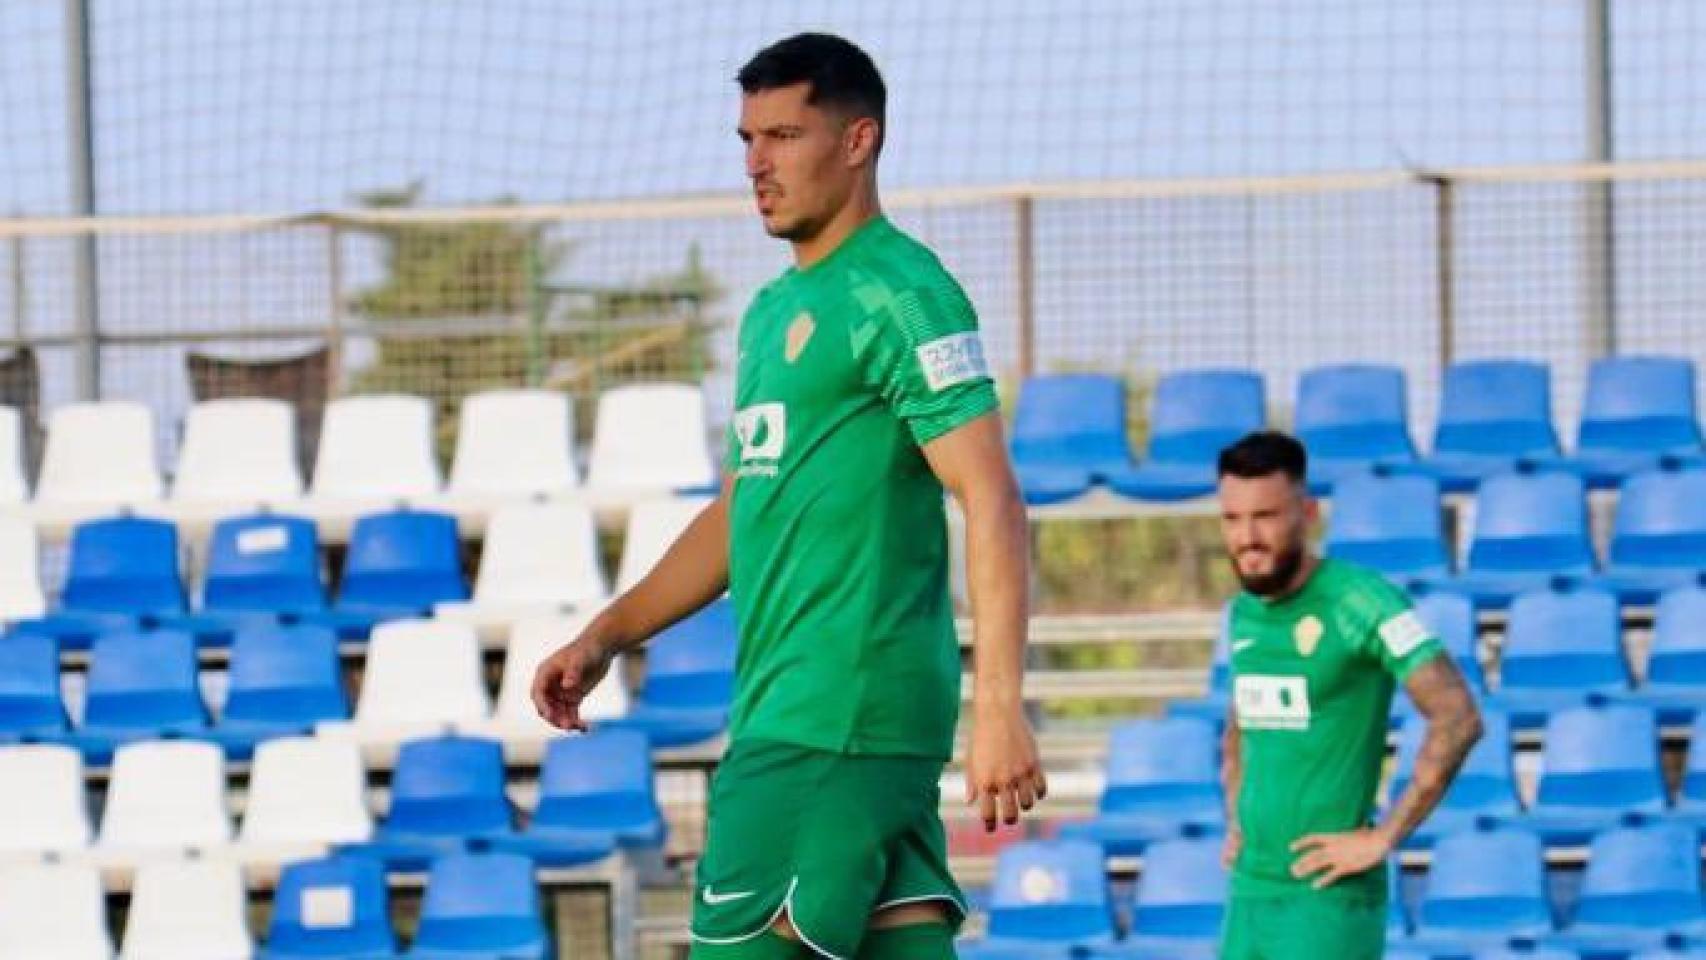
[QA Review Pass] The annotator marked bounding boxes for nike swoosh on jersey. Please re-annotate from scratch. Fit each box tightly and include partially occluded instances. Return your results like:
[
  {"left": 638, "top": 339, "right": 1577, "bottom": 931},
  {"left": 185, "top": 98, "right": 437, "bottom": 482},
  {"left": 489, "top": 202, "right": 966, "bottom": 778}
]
[
  {"left": 1232, "top": 639, "right": 1257, "bottom": 653},
  {"left": 701, "top": 886, "right": 756, "bottom": 906}
]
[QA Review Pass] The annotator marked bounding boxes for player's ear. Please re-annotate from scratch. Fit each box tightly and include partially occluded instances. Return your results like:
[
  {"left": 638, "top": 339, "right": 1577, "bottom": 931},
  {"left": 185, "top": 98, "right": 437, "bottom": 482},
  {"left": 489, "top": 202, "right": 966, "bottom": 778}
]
[{"left": 844, "top": 116, "right": 880, "bottom": 167}]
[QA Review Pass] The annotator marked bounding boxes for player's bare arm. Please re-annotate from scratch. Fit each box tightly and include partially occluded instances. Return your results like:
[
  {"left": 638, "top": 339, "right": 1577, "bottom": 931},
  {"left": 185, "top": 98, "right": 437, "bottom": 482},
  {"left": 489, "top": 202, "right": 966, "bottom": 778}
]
[
  {"left": 532, "top": 487, "right": 733, "bottom": 731},
  {"left": 1221, "top": 704, "right": 1244, "bottom": 868},
  {"left": 921, "top": 411, "right": 1047, "bottom": 832},
  {"left": 1290, "top": 655, "right": 1481, "bottom": 889}
]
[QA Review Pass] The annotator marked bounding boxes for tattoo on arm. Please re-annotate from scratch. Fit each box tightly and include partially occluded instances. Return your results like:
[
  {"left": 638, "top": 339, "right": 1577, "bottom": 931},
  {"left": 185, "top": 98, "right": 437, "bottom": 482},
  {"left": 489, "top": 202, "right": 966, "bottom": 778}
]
[
  {"left": 1221, "top": 706, "right": 1243, "bottom": 821},
  {"left": 1382, "top": 656, "right": 1483, "bottom": 844}
]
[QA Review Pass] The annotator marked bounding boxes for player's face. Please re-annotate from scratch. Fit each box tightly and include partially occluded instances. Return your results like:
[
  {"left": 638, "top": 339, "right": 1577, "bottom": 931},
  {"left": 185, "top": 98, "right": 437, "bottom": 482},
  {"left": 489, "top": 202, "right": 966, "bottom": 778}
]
[
  {"left": 1218, "top": 473, "right": 1317, "bottom": 596},
  {"left": 739, "top": 84, "right": 860, "bottom": 242}
]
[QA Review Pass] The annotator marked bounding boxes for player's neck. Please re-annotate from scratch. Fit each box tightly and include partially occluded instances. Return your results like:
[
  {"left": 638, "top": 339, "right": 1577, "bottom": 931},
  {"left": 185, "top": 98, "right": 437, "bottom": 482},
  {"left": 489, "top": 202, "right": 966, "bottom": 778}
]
[
  {"left": 792, "top": 190, "right": 882, "bottom": 270},
  {"left": 1258, "top": 553, "right": 1321, "bottom": 604}
]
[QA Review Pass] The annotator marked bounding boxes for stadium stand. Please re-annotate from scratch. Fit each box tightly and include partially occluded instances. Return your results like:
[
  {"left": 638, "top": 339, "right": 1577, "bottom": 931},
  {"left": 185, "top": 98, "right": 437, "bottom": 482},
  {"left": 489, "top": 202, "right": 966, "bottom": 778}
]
[
  {"left": 1060, "top": 716, "right": 1224, "bottom": 855},
  {"left": 1323, "top": 471, "right": 1450, "bottom": 583},
  {"left": 1600, "top": 462, "right": 1706, "bottom": 604},
  {"left": 958, "top": 838, "right": 1115, "bottom": 958},
  {"left": 584, "top": 383, "right": 719, "bottom": 505},
  {"left": 1388, "top": 710, "right": 1521, "bottom": 848},
  {"left": 120, "top": 857, "right": 254, "bottom": 959},
  {"left": 30, "top": 400, "right": 163, "bottom": 528},
  {"left": 1408, "top": 824, "right": 1553, "bottom": 953},
  {"left": 1570, "top": 356, "right": 1705, "bottom": 487},
  {"left": 1527, "top": 703, "right": 1667, "bottom": 846},
  {"left": 0, "top": 860, "right": 114, "bottom": 958},
  {"left": 1294, "top": 363, "right": 1418, "bottom": 494},
  {"left": 1487, "top": 583, "right": 1629, "bottom": 727},
  {"left": 1104, "top": 369, "right": 1266, "bottom": 502},
  {"left": 0, "top": 743, "right": 92, "bottom": 861},
  {"left": 443, "top": 388, "right": 580, "bottom": 505},
  {"left": 433, "top": 500, "right": 608, "bottom": 646},
  {"left": 262, "top": 855, "right": 397, "bottom": 959},
  {"left": 1444, "top": 469, "right": 1597, "bottom": 608},
  {"left": 167, "top": 398, "right": 304, "bottom": 518},
  {"left": 1008, "top": 373, "right": 1136, "bottom": 505},
  {"left": 1414, "top": 360, "right": 1562, "bottom": 493},
  {"left": 316, "top": 619, "right": 490, "bottom": 762}
]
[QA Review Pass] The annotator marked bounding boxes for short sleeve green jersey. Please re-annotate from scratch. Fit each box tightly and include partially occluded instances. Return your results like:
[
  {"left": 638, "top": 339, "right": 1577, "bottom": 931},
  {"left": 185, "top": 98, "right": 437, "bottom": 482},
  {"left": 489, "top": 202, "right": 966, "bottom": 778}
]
[
  {"left": 1228, "top": 558, "right": 1444, "bottom": 900},
  {"left": 724, "top": 216, "right": 1000, "bottom": 759}
]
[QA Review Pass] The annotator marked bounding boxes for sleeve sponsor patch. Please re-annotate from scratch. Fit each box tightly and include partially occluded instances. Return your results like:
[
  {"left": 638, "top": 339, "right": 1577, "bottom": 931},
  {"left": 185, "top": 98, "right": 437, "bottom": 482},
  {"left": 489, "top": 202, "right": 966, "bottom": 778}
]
[
  {"left": 916, "top": 331, "right": 989, "bottom": 392},
  {"left": 1378, "top": 610, "right": 1432, "bottom": 658}
]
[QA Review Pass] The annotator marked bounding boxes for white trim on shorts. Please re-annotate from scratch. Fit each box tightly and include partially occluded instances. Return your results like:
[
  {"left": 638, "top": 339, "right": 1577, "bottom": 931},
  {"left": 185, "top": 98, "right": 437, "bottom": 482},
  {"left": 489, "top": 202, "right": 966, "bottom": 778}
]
[{"left": 689, "top": 876, "right": 848, "bottom": 960}]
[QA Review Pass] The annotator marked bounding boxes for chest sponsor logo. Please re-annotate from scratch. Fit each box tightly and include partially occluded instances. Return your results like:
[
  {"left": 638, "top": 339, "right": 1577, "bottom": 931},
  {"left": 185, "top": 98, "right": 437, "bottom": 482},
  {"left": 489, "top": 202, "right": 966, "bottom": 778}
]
[
  {"left": 733, "top": 402, "right": 786, "bottom": 478},
  {"left": 1379, "top": 610, "right": 1432, "bottom": 659},
  {"left": 1294, "top": 615, "right": 1324, "bottom": 657},
  {"left": 1234, "top": 674, "right": 1312, "bottom": 731},
  {"left": 916, "top": 331, "right": 989, "bottom": 392},
  {"left": 784, "top": 312, "right": 816, "bottom": 363}
]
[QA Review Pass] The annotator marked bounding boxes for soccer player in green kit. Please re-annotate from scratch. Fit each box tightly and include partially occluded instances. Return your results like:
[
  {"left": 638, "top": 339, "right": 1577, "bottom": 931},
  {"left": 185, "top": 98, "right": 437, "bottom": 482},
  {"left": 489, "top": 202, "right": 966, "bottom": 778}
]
[
  {"left": 1214, "top": 432, "right": 1483, "bottom": 959},
  {"left": 532, "top": 33, "right": 1047, "bottom": 960}
]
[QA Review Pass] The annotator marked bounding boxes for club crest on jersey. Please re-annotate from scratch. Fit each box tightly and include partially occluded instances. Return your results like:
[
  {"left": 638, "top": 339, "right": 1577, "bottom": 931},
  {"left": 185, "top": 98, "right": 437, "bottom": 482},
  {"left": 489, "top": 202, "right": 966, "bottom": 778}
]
[
  {"left": 1294, "top": 615, "right": 1324, "bottom": 657},
  {"left": 784, "top": 312, "right": 815, "bottom": 363}
]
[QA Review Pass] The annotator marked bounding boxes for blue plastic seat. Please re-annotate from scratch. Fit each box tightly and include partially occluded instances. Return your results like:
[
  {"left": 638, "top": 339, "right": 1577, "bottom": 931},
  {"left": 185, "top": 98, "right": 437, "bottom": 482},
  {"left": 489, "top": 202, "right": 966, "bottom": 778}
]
[
  {"left": 1471, "top": 945, "right": 1580, "bottom": 960},
  {"left": 1598, "top": 464, "right": 1706, "bottom": 604},
  {"left": 1295, "top": 364, "right": 1418, "bottom": 493},
  {"left": 1547, "top": 821, "right": 1706, "bottom": 955},
  {"left": 1009, "top": 374, "right": 1136, "bottom": 505},
  {"left": 1628, "top": 583, "right": 1706, "bottom": 724},
  {"left": 1060, "top": 717, "right": 1222, "bottom": 855},
  {"left": 1418, "top": 360, "right": 1562, "bottom": 493},
  {"left": 491, "top": 729, "right": 662, "bottom": 868},
  {"left": 962, "top": 839, "right": 1114, "bottom": 956},
  {"left": 1104, "top": 370, "right": 1265, "bottom": 502},
  {"left": 262, "top": 855, "right": 396, "bottom": 959},
  {"left": 1124, "top": 836, "right": 1225, "bottom": 947},
  {"left": 1631, "top": 941, "right": 1706, "bottom": 960},
  {"left": 11, "top": 516, "right": 185, "bottom": 650},
  {"left": 1527, "top": 703, "right": 1665, "bottom": 846},
  {"left": 357, "top": 735, "right": 513, "bottom": 869},
  {"left": 1389, "top": 711, "right": 1519, "bottom": 848},
  {"left": 305, "top": 509, "right": 468, "bottom": 639},
  {"left": 62, "top": 629, "right": 206, "bottom": 764},
  {"left": 0, "top": 634, "right": 68, "bottom": 741},
  {"left": 1570, "top": 356, "right": 1705, "bottom": 487},
  {"left": 406, "top": 852, "right": 546, "bottom": 960},
  {"left": 1166, "top": 605, "right": 1232, "bottom": 725},
  {"left": 1410, "top": 824, "right": 1551, "bottom": 952},
  {"left": 615, "top": 600, "right": 737, "bottom": 747},
  {"left": 197, "top": 514, "right": 326, "bottom": 620},
  {"left": 1488, "top": 583, "right": 1628, "bottom": 727},
  {"left": 209, "top": 624, "right": 347, "bottom": 759},
  {"left": 1446, "top": 470, "right": 1595, "bottom": 608},
  {"left": 1325, "top": 472, "right": 1449, "bottom": 582}
]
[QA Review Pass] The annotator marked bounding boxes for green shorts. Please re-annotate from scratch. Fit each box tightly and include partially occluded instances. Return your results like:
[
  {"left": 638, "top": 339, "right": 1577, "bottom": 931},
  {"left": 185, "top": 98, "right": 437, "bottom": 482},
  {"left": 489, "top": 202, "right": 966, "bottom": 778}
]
[
  {"left": 689, "top": 739, "right": 966, "bottom": 959},
  {"left": 1220, "top": 894, "right": 1386, "bottom": 960}
]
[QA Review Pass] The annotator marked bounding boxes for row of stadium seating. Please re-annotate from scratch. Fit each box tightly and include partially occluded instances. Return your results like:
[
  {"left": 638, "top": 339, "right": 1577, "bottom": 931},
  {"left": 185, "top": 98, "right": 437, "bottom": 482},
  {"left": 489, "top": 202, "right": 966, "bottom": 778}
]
[{"left": 1012, "top": 356, "right": 1704, "bottom": 504}]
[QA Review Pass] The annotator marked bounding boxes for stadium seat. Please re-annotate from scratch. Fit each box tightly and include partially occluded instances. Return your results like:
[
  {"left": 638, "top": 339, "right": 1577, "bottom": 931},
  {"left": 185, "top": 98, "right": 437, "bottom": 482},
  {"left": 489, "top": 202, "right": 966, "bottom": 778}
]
[
  {"left": 1598, "top": 463, "right": 1706, "bottom": 604},
  {"left": 62, "top": 629, "right": 207, "bottom": 764},
  {"left": 492, "top": 728, "right": 663, "bottom": 867},
  {"left": 1008, "top": 374, "right": 1135, "bottom": 504},
  {"left": 1526, "top": 703, "right": 1665, "bottom": 846},
  {"left": 1416, "top": 588, "right": 1484, "bottom": 689},
  {"left": 1105, "top": 369, "right": 1266, "bottom": 502},
  {"left": 210, "top": 624, "right": 347, "bottom": 758},
  {"left": 1323, "top": 472, "right": 1449, "bottom": 582},
  {"left": 1630, "top": 937, "right": 1706, "bottom": 960},
  {"left": 317, "top": 619, "right": 490, "bottom": 760},
  {"left": 0, "top": 405, "right": 30, "bottom": 506},
  {"left": 358, "top": 735, "right": 513, "bottom": 868},
  {"left": 0, "top": 862, "right": 114, "bottom": 959},
  {"left": 120, "top": 858, "right": 253, "bottom": 960},
  {"left": 194, "top": 513, "right": 327, "bottom": 623},
  {"left": 305, "top": 508, "right": 468, "bottom": 638},
  {"left": 1471, "top": 946, "right": 1580, "bottom": 960},
  {"left": 1389, "top": 710, "right": 1520, "bottom": 848},
  {"left": 12, "top": 516, "right": 188, "bottom": 651},
  {"left": 1166, "top": 604, "right": 1232, "bottom": 725},
  {"left": 405, "top": 852, "right": 547, "bottom": 960},
  {"left": 457, "top": 614, "right": 629, "bottom": 762},
  {"left": 433, "top": 501, "right": 608, "bottom": 645},
  {"left": 0, "top": 744, "right": 92, "bottom": 860},
  {"left": 1570, "top": 356, "right": 1705, "bottom": 487},
  {"left": 1118, "top": 835, "right": 1226, "bottom": 957},
  {"left": 584, "top": 383, "right": 718, "bottom": 500},
  {"left": 262, "top": 855, "right": 396, "bottom": 960},
  {"left": 1060, "top": 716, "right": 1223, "bottom": 855},
  {"left": 959, "top": 839, "right": 1114, "bottom": 958},
  {"left": 614, "top": 599, "right": 738, "bottom": 747},
  {"left": 33, "top": 401, "right": 163, "bottom": 517},
  {"left": 444, "top": 387, "right": 578, "bottom": 501},
  {"left": 0, "top": 632, "right": 68, "bottom": 740},
  {"left": 235, "top": 736, "right": 372, "bottom": 870},
  {"left": 1445, "top": 469, "right": 1596, "bottom": 608},
  {"left": 1416, "top": 360, "right": 1562, "bottom": 493},
  {"left": 0, "top": 514, "right": 47, "bottom": 625},
  {"left": 1548, "top": 820, "right": 1706, "bottom": 955},
  {"left": 615, "top": 496, "right": 712, "bottom": 592},
  {"left": 310, "top": 393, "right": 440, "bottom": 499},
  {"left": 93, "top": 739, "right": 231, "bottom": 864},
  {"left": 1409, "top": 824, "right": 1552, "bottom": 952},
  {"left": 1629, "top": 583, "right": 1706, "bottom": 724},
  {"left": 169, "top": 398, "right": 303, "bottom": 509},
  {"left": 1295, "top": 363, "right": 1418, "bottom": 493},
  {"left": 1487, "top": 583, "right": 1628, "bottom": 727}
]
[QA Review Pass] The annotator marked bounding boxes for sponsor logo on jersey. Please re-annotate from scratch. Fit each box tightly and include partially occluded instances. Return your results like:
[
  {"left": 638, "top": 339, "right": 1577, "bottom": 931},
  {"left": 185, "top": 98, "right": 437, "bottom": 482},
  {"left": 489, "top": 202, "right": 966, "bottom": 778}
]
[
  {"left": 733, "top": 402, "right": 786, "bottom": 478},
  {"left": 916, "top": 331, "right": 989, "bottom": 392},
  {"left": 1234, "top": 674, "right": 1312, "bottom": 731},
  {"left": 785, "top": 312, "right": 816, "bottom": 363},
  {"left": 1379, "top": 610, "right": 1431, "bottom": 658},
  {"left": 1294, "top": 615, "right": 1324, "bottom": 657}
]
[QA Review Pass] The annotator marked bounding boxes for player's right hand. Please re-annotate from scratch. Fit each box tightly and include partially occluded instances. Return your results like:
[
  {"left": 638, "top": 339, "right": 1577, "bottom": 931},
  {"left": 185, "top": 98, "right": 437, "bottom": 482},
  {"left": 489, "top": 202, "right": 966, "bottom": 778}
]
[
  {"left": 1221, "top": 823, "right": 1243, "bottom": 868},
  {"left": 531, "top": 628, "right": 619, "bottom": 732}
]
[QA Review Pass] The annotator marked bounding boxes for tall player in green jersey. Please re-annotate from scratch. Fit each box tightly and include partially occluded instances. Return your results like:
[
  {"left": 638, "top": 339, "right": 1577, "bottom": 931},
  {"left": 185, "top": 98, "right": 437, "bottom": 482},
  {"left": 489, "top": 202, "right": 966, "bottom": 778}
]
[
  {"left": 1215, "top": 432, "right": 1483, "bottom": 960},
  {"left": 532, "top": 33, "right": 1046, "bottom": 960}
]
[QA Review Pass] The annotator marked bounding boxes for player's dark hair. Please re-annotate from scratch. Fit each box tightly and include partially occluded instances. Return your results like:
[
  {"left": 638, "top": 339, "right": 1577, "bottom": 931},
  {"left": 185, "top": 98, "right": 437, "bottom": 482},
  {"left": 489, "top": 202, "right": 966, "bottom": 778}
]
[
  {"left": 1217, "top": 430, "right": 1309, "bottom": 484},
  {"left": 738, "top": 33, "right": 886, "bottom": 152}
]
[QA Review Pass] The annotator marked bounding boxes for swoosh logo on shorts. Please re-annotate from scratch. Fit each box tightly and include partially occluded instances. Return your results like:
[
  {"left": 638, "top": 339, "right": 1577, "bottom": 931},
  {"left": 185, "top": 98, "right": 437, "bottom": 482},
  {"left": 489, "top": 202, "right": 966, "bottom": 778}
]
[{"left": 702, "top": 886, "right": 756, "bottom": 906}]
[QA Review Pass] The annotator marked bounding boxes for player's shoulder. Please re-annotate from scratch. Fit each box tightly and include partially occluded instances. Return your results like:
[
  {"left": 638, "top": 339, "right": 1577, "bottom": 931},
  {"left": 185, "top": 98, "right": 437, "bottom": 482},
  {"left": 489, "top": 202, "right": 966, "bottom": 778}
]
[{"left": 1321, "top": 559, "right": 1415, "bottom": 626}]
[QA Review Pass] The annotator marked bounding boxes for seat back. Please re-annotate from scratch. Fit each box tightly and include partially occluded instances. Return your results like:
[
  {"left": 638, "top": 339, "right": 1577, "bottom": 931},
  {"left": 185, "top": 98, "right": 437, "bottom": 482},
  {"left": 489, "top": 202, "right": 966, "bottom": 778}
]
[
  {"left": 241, "top": 736, "right": 372, "bottom": 847},
  {"left": 222, "top": 624, "right": 347, "bottom": 728},
  {"left": 1578, "top": 356, "right": 1702, "bottom": 454},
  {"left": 120, "top": 859, "right": 251, "bottom": 960},
  {"left": 98, "top": 739, "right": 230, "bottom": 850},
  {"left": 1432, "top": 360, "right": 1559, "bottom": 458},
  {"left": 37, "top": 401, "right": 162, "bottom": 504},
  {"left": 311, "top": 394, "right": 439, "bottom": 499},
  {"left": 1295, "top": 363, "right": 1415, "bottom": 461},
  {"left": 586, "top": 383, "right": 717, "bottom": 491},
  {"left": 1323, "top": 473, "right": 1447, "bottom": 575},
  {"left": 1145, "top": 369, "right": 1265, "bottom": 465},
  {"left": 1573, "top": 822, "right": 1704, "bottom": 930},
  {"left": 266, "top": 855, "right": 396, "bottom": 958},
  {"left": 1010, "top": 374, "right": 1132, "bottom": 470},
  {"left": 413, "top": 852, "right": 545, "bottom": 954},
  {"left": 338, "top": 509, "right": 467, "bottom": 609},
  {"left": 201, "top": 513, "right": 324, "bottom": 614},
  {"left": 1610, "top": 464, "right": 1706, "bottom": 569},
  {"left": 448, "top": 388, "right": 578, "bottom": 496},
  {"left": 472, "top": 502, "right": 607, "bottom": 606},
  {"left": 1500, "top": 583, "right": 1627, "bottom": 691},
  {"left": 1537, "top": 703, "right": 1665, "bottom": 812},
  {"left": 0, "top": 862, "right": 113, "bottom": 959},
  {"left": 172, "top": 398, "right": 303, "bottom": 502},
  {"left": 1131, "top": 836, "right": 1227, "bottom": 938},
  {"left": 535, "top": 728, "right": 658, "bottom": 831},
  {"left": 1466, "top": 470, "right": 1594, "bottom": 575},
  {"left": 83, "top": 630, "right": 204, "bottom": 732},
  {"left": 385, "top": 736, "right": 511, "bottom": 839},
  {"left": 1419, "top": 825, "right": 1550, "bottom": 935},
  {"left": 1101, "top": 717, "right": 1219, "bottom": 816},
  {"left": 0, "top": 745, "right": 91, "bottom": 855},
  {"left": 616, "top": 496, "right": 712, "bottom": 592},
  {"left": 61, "top": 516, "right": 186, "bottom": 616},
  {"left": 0, "top": 514, "right": 45, "bottom": 620},
  {"left": 0, "top": 633, "right": 66, "bottom": 735},
  {"left": 987, "top": 839, "right": 1115, "bottom": 943},
  {"left": 353, "top": 619, "right": 489, "bottom": 727}
]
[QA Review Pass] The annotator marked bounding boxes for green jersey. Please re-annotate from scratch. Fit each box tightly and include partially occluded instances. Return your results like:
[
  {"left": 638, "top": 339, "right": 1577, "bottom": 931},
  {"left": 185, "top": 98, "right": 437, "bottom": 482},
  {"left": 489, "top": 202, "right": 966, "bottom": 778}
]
[
  {"left": 1228, "top": 558, "right": 1443, "bottom": 901},
  {"left": 724, "top": 216, "right": 999, "bottom": 760}
]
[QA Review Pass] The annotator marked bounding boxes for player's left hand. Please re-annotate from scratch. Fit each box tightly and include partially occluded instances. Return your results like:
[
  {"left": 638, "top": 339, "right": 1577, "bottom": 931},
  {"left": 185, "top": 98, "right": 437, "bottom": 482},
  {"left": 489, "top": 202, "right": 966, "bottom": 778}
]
[
  {"left": 1288, "top": 827, "right": 1395, "bottom": 889},
  {"left": 965, "top": 701, "right": 1048, "bottom": 833}
]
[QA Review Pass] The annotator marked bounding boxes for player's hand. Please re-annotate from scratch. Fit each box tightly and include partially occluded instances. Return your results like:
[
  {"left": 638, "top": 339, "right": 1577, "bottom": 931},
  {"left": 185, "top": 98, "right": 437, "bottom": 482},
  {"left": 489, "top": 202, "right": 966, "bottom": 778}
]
[
  {"left": 1288, "top": 827, "right": 1395, "bottom": 889},
  {"left": 965, "top": 700, "right": 1047, "bottom": 832},
  {"left": 531, "top": 626, "right": 620, "bottom": 732},
  {"left": 1221, "top": 823, "right": 1243, "bottom": 869}
]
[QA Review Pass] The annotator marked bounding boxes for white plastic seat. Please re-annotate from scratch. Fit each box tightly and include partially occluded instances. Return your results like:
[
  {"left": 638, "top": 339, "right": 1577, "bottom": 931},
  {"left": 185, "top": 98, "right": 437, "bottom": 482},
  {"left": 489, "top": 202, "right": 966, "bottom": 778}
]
[
  {"left": 434, "top": 501, "right": 608, "bottom": 646},
  {"left": 305, "top": 395, "right": 440, "bottom": 536},
  {"left": 616, "top": 496, "right": 713, "bottom": 592},
  {"left": 120, "top": 858, "right": 252, "bottom": 960},
  {"left": 447, "top": 388, "right": 578, "bottom": 499},
  {"left": 234, "top": 736, "right": 371, "bottom": 871},
  {"left": 0, "top": 862, "right": 114, "bottom": 959},
  {"left": 0, "top": 514, "right": 47, "bottom": 622},
  {"left": 0, "top": 744, "right": 92, "bottom": 860},
  {"left": 169, "top": 398, "right": 303, "bottom": 508},
  {"left": 458, "top": 614, "right": 628, "bottom": 763},
  {"left": 0, "top": 405, "right": 29, "bottom": 505},
  {"left": 33, "top": 402, "right": 163, "bottom": 531},
  {"left": 585, "top": 383, "right": 717, "bottom": 502},
  {"left": 93, "top": 740, "right": 230, "bottom": 865},
  {"left": 316, "top": 619, "right": 490, "bottom": 765}
]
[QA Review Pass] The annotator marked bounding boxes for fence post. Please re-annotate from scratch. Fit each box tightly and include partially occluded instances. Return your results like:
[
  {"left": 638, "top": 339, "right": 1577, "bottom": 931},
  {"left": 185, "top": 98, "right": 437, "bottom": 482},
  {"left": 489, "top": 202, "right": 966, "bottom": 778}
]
[
  {"left": 325, "top": 223, "right": 346, "bottom": 393},
  {"left": 1429, "top": 173, "right": 1457, "bottom": 372},
  {"left": 1014, "top": 194, "right": 1036, "bottom": 379}
]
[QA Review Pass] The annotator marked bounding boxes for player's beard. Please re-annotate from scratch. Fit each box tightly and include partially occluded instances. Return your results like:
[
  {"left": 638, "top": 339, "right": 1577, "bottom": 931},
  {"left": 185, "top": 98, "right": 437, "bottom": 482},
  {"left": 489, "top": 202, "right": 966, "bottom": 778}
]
[{"left": 1232, "top": 540, "right": 1307, "bottom": 598}]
